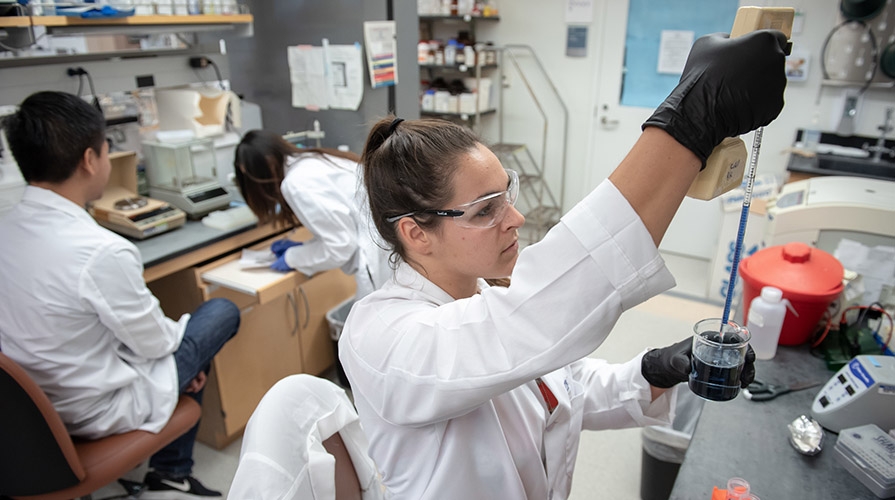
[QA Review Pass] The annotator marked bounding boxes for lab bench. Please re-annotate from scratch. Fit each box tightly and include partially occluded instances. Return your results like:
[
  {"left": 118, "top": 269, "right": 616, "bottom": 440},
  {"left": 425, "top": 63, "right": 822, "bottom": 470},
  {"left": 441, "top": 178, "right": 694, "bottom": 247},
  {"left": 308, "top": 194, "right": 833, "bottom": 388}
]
[
  {"left": 135, "top": 220, "right": 356, "bottom": 449},
  {"left": 669, "top": 345, "right": 879, "bottom": 500}
]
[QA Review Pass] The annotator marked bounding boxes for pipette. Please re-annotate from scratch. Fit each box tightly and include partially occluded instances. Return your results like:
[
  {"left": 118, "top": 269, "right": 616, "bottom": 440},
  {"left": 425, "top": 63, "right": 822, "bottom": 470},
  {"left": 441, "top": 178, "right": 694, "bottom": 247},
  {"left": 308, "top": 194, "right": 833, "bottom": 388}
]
[
  {"left": 721, "top": 127, "right": 764, "bottom": 325},
  {"left": 685, "top": 6, "right": 794, "bottom": 327}
]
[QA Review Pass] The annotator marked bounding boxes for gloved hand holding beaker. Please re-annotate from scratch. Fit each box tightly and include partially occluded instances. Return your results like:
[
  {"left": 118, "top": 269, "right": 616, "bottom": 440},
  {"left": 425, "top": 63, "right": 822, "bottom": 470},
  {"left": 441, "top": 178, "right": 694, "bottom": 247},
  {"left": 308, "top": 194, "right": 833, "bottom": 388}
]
[{"left": 641, "top": 335, "right": 756, "bottom": 391}]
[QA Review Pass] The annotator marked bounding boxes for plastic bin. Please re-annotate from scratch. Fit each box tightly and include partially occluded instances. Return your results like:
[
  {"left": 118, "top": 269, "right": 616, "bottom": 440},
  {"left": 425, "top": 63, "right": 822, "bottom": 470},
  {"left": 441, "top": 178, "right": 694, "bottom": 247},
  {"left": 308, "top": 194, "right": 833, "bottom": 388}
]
[
  {"left": 640, "top": 388, "right": 705, "bottom": 500},
  {"left": 326, "top": 297, "right": 356, "bottom": 388}
]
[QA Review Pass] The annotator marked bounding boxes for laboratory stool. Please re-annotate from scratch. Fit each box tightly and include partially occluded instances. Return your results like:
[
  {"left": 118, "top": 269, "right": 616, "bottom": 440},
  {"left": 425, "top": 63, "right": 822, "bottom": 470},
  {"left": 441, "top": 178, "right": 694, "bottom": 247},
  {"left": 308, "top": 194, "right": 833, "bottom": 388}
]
[
  {"left": 0, "top": 351, "right": 202, "bottom": 500},
  {"left": 229, "top": 374, "right": 385, "bottom": 500}
]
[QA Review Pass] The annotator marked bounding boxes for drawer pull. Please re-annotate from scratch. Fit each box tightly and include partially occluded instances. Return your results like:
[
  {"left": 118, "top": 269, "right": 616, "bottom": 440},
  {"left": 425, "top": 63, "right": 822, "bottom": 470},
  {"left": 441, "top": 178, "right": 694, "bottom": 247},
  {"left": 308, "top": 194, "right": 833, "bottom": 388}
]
[{"left": 287, "top": 292, "right": 299, "bottom": 337}]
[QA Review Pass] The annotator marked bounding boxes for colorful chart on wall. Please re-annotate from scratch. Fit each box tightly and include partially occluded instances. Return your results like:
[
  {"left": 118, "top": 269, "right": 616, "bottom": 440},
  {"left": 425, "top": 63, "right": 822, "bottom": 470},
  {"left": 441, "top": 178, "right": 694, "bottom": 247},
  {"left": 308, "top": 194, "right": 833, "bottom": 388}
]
[{"left": 621, "top": 0, "right": 737, "bottom": 108}]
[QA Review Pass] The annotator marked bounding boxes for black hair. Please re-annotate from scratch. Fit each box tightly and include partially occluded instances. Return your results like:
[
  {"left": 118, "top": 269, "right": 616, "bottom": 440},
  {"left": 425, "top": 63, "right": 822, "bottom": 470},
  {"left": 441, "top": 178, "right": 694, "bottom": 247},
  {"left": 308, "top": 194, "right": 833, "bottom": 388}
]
[{"left": 2, "top": 91, "right": 105, "bottom": 184}]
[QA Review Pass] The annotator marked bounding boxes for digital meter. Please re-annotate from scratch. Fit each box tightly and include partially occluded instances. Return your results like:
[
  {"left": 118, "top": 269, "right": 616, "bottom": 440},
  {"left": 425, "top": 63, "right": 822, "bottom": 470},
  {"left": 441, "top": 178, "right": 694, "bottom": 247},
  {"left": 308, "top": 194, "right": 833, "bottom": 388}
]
[{"left": 811, "top": 355, "right": 895, "bottom": 433}]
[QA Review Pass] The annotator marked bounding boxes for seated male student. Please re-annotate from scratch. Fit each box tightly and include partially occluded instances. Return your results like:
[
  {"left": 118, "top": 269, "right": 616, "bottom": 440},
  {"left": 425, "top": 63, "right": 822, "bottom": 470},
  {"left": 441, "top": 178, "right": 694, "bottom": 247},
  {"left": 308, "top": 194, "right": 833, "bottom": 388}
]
[{"left": 0, "top": 91, "right": 240, "bottom": 499}]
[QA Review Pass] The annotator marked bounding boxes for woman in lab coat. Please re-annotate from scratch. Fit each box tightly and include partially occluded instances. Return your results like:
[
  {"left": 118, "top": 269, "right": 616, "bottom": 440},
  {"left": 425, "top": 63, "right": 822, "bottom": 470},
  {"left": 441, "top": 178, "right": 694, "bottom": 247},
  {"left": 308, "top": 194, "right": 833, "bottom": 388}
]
[
  {"left": 339, "top": 31, "right": 786, "bottom": 500},
  {"left": 233, "top": 130, "right": 390, "bottom": 298}
]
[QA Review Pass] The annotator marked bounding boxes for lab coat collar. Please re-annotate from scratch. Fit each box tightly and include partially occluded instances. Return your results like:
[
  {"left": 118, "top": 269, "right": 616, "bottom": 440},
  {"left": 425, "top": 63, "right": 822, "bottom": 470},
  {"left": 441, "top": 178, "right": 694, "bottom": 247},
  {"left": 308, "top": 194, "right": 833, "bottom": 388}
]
[
  {"left": 21, "top": 185, "right": 97, "bottom": 225},
  {"left": 392, "top": 261, "right": 489, "bottom": 306}
]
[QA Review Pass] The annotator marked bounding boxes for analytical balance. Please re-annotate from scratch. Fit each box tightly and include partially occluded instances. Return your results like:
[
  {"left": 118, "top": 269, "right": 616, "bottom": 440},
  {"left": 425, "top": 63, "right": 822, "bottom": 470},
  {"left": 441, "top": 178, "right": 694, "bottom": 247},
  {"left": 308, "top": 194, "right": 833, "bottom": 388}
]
[
  {"left": 88, "top": 151, "right": 185, "bottom": 239},
  {"left": 142, "top": 137, "right": 231, "bottom": 218}
]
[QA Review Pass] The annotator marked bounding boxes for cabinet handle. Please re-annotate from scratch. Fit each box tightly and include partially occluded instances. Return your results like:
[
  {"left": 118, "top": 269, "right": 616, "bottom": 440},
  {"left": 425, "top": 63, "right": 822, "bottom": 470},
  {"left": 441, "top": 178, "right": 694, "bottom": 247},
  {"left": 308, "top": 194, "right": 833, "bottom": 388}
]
[
  {"left": 298, "top": 287, "right": 310, "bottom": 330},
  {"left": 287, "top": 292, "right": 299, "bottom": 337}
]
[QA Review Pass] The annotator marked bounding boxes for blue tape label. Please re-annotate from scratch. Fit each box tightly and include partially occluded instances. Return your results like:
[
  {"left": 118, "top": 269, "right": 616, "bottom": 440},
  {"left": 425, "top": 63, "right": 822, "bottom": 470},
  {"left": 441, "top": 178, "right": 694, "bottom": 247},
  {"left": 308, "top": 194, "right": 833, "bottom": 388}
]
[{"left": 849, "top": 358, "right": 875, "bottom": 388}]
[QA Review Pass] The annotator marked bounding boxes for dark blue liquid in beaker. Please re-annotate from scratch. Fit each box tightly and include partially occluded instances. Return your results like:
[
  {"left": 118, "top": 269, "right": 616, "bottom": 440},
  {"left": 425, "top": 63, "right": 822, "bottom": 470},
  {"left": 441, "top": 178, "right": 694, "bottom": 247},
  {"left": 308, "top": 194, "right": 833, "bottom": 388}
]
[{"left": 689, "top": 332, "right": 746, "bottom": 402}]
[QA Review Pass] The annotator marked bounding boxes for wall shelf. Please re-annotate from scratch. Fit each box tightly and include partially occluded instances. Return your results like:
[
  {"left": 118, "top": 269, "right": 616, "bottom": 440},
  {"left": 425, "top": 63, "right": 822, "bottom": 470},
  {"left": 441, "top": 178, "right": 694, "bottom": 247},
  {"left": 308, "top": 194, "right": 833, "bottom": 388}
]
[{"left": 0, "top": 14, "right": 252, "bottom": 36}]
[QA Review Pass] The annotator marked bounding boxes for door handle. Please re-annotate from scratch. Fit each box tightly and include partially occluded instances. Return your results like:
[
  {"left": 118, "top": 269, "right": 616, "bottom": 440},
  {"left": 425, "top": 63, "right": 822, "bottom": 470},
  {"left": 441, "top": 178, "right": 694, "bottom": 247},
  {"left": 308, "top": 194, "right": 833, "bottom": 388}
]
[{"left": 600, "top": 115, "right": 619, "bottom": 126}]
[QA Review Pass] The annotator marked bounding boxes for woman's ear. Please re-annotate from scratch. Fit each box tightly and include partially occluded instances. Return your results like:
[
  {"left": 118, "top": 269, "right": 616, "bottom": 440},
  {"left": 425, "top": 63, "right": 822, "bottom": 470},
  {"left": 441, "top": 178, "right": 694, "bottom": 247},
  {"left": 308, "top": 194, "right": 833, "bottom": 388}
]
[{"left": 396, "top": 217, "right": 433, "bottom": 256}]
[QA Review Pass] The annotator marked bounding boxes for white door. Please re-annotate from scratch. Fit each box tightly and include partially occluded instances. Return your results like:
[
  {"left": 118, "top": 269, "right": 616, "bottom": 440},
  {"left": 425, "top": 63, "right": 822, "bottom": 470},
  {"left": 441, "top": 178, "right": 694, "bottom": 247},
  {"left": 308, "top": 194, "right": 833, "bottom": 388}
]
[{"left": 588, "top": 0, "right": 722, "bottom": 260}]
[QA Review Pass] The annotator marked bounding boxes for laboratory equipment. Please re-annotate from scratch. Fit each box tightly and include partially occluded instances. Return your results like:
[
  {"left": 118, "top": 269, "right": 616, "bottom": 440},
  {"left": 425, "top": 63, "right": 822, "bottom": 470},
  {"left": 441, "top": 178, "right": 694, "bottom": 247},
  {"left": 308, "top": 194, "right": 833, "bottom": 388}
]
[
  {"left": 743, "top": 379, "right": 822, "bottom": 401},
  {"left": 765, "top": 175, "right": 895, "bottom": 253},
  {"left": 687, "top": 6, "right": 794, "bottom": 201},
  {"left": 87, "top": 151, "right": 185, "bottom": 239},
  {"left": 739, "top": 242, "right": 844, "bottom": 346},
  {"left": 689, "top": 318, "right": 751, "bottom": 402},
  {"left": 143, "top": 138, "right": 232, "bottom": 218},
  {"left": 746, "top": 286, "right": 792, "bottom": 359},
  {"left": 811, "top": 355, "right": 895, "bottom": 433},
  {"left": 833, "top": 424, "right": 895, "bottom": 499}
]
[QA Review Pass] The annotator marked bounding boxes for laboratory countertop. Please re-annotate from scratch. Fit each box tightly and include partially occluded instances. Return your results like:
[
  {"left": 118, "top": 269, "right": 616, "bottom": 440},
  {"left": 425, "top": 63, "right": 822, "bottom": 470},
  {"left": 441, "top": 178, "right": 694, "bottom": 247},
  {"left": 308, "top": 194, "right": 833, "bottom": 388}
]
[
  {"left": 132, "top": 218, "right": 286, "bottom": 283},
  {"left": 670, "top": 345, "right": 878, "bottom": 500},
  {"left": 134, "top": 219, "right": 255, "bottom": 268}
]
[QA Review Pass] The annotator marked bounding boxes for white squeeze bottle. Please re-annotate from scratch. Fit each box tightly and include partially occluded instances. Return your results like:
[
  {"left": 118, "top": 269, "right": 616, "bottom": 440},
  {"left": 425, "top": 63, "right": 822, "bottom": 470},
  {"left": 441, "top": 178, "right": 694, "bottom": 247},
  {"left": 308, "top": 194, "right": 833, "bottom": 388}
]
[{"left": 746, "top": 286, "right": 793, "bottom": 360}]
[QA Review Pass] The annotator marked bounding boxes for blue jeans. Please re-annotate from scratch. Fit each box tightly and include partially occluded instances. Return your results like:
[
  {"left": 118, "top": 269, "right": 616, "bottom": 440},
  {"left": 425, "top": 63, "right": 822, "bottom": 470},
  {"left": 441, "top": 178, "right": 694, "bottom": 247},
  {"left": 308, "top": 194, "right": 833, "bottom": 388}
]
[{"left": 148, "top": 298, "right": 240, "bottom": 477}]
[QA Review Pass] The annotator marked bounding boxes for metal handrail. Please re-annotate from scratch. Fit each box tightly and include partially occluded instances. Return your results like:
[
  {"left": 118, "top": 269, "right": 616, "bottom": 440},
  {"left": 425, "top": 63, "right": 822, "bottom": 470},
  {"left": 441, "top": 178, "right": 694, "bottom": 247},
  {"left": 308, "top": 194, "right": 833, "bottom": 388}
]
[{"left": 498, "top": 44, "right": 569, "bottom": 209}]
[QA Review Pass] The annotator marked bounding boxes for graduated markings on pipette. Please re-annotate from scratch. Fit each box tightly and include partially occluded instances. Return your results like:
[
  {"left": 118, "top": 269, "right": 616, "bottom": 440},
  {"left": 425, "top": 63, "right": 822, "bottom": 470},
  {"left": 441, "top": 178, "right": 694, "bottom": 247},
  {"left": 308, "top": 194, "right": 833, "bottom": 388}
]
[{"left": 720, "top": 127, "right": 765, "bottom": 331}]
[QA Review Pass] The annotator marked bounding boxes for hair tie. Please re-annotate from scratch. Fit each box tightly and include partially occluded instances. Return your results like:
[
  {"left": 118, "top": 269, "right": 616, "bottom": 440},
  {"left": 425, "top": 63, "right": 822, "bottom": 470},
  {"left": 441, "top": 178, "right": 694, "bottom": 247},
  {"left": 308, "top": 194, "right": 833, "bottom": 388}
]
[{"left": 387, "top": 117, "right": 404, "bottom": 136}]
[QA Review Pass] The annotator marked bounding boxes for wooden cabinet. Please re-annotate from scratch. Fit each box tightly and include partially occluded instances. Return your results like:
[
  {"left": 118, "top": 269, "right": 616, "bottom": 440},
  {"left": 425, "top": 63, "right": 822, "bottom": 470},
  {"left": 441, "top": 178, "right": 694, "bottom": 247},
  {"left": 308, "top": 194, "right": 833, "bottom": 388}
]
[{"left": 193, "top": 227, "right": 356, "bottom": 449}]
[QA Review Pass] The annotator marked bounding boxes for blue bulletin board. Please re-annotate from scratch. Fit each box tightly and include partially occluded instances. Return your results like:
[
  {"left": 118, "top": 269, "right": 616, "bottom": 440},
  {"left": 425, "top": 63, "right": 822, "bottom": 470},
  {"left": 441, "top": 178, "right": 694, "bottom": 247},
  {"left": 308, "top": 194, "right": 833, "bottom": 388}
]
[{"left": 621, "top": 0, "right": 738, "bottom": 108}]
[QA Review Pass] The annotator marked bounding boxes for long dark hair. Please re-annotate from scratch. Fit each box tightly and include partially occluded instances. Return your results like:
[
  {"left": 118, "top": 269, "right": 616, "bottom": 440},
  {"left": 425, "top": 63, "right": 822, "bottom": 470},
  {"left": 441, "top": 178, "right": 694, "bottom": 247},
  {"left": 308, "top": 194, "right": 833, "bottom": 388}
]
[
  {"left": 360, "top": 117, "right": 480, "bottom": 264},
  {"left": 233, "top": 129, "right": 360, "bottom": 227}
]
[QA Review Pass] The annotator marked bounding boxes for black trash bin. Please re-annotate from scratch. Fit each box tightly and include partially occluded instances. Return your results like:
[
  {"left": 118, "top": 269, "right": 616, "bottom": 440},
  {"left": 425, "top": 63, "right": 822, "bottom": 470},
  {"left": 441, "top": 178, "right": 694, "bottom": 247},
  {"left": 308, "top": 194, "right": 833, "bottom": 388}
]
[{"left": 640, "top": 389, "right": 705, "bottom": 500}]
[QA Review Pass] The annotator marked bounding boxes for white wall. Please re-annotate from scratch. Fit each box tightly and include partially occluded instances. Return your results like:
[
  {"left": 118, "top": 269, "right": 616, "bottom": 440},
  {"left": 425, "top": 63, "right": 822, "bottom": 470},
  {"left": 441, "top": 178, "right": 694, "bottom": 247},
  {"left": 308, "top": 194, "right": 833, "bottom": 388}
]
[{"left": 490, "top": 0, "right": 895, "bottom": 212}]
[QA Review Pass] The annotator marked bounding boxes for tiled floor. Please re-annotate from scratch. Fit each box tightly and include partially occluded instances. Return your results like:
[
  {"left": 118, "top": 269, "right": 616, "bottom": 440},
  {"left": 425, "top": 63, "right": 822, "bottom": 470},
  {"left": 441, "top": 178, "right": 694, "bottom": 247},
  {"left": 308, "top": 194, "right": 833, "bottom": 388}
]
[{"left": 93, "top": 251, "right": 717, "bottom": 500}]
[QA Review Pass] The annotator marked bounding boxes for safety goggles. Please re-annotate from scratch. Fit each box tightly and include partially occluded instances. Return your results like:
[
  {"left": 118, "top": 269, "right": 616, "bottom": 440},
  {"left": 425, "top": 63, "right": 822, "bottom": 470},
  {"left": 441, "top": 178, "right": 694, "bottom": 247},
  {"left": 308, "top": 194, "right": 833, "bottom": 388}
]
[{"left": 386, "top": 169, "right": 519, "bottom": 229}]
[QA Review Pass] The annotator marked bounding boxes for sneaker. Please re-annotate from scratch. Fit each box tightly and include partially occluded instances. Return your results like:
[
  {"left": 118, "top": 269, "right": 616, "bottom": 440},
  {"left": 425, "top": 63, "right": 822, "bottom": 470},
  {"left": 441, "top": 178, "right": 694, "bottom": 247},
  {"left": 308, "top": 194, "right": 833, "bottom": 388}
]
[{"left": 142, "top": 471, "right": 222, "bottom": 499}]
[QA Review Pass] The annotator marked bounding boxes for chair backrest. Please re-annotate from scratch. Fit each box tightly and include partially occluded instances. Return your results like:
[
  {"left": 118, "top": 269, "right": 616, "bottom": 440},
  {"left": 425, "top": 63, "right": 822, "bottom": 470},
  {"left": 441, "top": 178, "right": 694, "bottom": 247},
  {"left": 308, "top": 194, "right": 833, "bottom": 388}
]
[
  {"left": 228, "top": 374, "right": 383, "bottom": 500},
  {"left": 0, "top": 351, "right": 85, "bottom": 497}
]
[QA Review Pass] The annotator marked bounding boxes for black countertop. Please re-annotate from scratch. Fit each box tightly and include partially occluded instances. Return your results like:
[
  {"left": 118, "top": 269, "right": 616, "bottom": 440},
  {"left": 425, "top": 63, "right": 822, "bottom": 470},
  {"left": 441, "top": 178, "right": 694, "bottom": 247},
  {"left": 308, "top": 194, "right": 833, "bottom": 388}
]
[{"left": 669, "top": 346, "right": 880, "bottom": 500}]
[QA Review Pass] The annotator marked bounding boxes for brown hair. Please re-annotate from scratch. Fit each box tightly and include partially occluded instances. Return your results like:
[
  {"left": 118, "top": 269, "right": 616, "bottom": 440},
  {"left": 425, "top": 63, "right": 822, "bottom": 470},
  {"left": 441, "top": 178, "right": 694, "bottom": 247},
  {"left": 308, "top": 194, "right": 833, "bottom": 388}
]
[
  {"left": 360, "top": 117, "right": 480, "bottom": 263},
  {"left": 233, "top": 129, "right": 360, "bottom": 227}
]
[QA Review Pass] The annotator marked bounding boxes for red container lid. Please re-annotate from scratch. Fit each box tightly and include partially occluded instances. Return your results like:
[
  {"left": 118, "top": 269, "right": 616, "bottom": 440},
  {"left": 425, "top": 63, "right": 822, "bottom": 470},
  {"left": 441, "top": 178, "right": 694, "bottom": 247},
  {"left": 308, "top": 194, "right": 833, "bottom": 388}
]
[{"left": 739, "top": 242, "right": 844, "bottom": 301}]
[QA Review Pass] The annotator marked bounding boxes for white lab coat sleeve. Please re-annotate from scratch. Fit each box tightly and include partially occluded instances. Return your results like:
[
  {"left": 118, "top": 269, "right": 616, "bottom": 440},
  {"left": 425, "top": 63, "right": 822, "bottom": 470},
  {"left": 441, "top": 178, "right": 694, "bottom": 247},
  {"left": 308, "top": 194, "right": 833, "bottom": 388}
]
[
  {"left": 570, "top": 352, "right": 676, "bottom": 430},
  {"left": 341, "top": 179, "right": 676, "bottom": 427},
  {"left": 80, "top": 241, "right": 187, "bottom": 361},
  {"left": 281, "top": 158, "right": 360, "bottom": 276}
]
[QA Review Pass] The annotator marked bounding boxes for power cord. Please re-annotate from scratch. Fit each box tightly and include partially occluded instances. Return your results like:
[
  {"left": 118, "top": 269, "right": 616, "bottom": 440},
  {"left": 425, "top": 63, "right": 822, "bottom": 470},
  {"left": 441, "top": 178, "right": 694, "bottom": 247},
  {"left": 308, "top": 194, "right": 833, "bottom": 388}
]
[
  {"left": 189, "top": 56, "right": 225, "bottom": 90},
  {"left": 820, "top": 19, "right": 879, "bottom": 94},
  {"left": 66, "top": 67, "right": 103, "bottom": 114}
]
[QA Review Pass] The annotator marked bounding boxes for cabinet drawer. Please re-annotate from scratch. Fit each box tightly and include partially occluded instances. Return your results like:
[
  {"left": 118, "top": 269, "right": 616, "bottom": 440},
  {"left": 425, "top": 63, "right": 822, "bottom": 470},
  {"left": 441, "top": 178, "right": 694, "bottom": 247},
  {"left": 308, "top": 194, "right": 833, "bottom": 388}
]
[{"left": 195, "top": 227, "right": 312, "bottom": 305}]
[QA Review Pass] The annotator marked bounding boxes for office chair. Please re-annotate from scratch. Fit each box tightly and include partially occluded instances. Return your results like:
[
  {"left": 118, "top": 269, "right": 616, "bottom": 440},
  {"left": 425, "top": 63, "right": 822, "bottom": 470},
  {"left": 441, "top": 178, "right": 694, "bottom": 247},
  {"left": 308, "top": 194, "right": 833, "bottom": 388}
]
[
  {"left": 0, "top": 351, "right": 202, "bottom": 500},
  {"left": 229, "top": 374, "right": 384, "bottom": 500}
]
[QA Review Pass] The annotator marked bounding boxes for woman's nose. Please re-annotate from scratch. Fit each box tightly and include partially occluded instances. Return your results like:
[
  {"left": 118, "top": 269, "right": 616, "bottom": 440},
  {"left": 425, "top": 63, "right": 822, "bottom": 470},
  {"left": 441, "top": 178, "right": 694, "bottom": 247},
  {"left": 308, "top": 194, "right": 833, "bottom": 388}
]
[{"left": 503, "top": 204, "right": 525, "bottom": 230}]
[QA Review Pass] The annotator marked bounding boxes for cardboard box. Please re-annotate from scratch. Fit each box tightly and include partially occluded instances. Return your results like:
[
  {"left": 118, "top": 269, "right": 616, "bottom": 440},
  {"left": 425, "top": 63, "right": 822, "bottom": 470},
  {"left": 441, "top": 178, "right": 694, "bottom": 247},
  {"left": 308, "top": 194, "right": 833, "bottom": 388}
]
[{"left": 708, "top": 174, "right": 780, "bottom": 303}]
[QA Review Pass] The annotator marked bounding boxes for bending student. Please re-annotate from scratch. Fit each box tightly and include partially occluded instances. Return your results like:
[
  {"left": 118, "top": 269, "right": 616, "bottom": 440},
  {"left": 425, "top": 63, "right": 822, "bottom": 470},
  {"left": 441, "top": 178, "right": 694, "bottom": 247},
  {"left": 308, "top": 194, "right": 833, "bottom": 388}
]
[
  {"left": 0, "top": 91, "right": 240, "bottom": 499},
  {"left": 233, "top": 130, "right": 391, "bottom": 298},
  {"left": 339, "top": 31, "right": 786, "bottom": 499}
]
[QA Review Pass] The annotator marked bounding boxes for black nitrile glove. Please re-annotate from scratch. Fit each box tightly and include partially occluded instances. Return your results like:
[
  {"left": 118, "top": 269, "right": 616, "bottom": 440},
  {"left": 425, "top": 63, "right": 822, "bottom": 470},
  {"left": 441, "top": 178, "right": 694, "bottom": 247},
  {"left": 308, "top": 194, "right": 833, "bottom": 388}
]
[
  {"left": 641, "top": 338, "right": 757, "bottom": 389},
  {"left": 642, "top": 30, "right": 789, "bottom": 167}
]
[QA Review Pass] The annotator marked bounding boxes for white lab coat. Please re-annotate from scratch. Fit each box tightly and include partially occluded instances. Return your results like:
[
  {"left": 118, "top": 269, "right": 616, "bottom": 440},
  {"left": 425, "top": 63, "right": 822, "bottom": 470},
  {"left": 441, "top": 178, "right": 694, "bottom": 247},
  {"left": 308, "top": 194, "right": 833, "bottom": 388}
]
[
  {"left": 229, "top": 374, "right": 385, "bottom": 500},
  {"left": 339, "top": 180, "right": 680, "bottom": 500},
  {"left": 0, "top": 187, "right": 184, "bottom": 439},
  {"left": 280, "top": 153, "right": 391, "bottom": 298}
]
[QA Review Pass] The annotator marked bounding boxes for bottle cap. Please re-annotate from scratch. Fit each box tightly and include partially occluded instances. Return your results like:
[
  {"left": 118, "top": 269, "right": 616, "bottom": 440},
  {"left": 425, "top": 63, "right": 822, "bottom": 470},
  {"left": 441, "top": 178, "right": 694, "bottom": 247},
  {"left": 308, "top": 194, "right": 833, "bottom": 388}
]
[{"left": 760, "top": 286, "right": 783, "bottom": 303}]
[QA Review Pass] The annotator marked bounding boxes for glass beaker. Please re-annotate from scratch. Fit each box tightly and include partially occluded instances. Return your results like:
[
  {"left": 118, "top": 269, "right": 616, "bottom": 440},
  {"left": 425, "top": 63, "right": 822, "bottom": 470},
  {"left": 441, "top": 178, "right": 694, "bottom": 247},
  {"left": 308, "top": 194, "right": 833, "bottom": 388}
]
[{"left": 689, "top": 318, "right": 751, "bottom": 402}]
